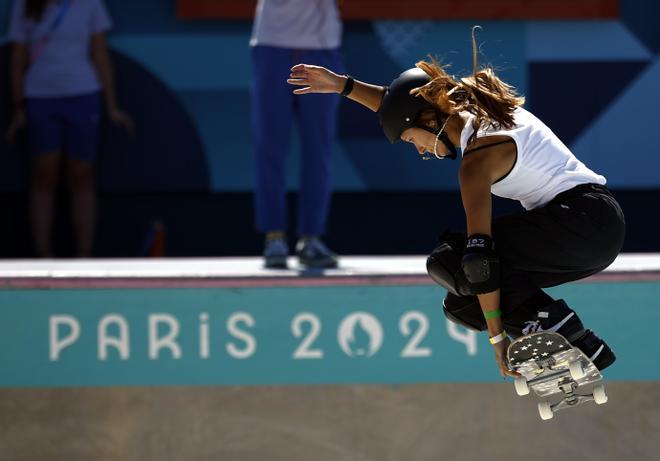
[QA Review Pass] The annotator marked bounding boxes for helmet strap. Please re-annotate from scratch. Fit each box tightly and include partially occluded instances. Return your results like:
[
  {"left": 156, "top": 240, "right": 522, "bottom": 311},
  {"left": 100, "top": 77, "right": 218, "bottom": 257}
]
[{"left": 423, "top": 113, "right": 457, "bottom": 160}]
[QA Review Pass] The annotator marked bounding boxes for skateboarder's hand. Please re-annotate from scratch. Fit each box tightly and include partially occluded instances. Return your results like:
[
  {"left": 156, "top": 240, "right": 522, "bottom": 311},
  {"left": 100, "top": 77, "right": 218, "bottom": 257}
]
[{"left": 493, "top": 337, "right": 521, "bottom": 378}]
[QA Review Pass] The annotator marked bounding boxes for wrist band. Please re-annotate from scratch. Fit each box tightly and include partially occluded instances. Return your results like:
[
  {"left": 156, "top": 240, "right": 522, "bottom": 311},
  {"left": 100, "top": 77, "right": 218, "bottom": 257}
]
[
  {"left": 489, "top": 331, "right": 507, "bottom": 345},
  {"left": 483, "top": 309, "right": 502, "bottom": 320},
  {"left": 340, "top": 75, "right": 354, "bottom": 96}
]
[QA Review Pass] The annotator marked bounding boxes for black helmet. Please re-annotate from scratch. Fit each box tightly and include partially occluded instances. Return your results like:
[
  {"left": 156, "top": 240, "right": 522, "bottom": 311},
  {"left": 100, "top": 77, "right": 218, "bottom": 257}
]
[{"left": 378, "top": 67, "right": 435, "bottom": 143}]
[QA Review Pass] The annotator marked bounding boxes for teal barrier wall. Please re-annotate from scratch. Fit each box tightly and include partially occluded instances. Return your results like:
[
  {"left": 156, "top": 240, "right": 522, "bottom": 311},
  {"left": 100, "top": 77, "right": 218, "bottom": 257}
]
[{"left": 1, "top": 281, "right": 658, "bottom": 387}]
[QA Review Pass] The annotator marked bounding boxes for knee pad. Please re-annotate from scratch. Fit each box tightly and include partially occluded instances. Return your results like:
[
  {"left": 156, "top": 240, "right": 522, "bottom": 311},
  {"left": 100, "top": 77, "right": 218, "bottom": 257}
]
[
  {"left": 427, "top": 244, "right": 461, "bottom": 295},
  {"left": 426, "top": 232, "right": 469, "bottom": 296},
  {"left": 442, "top": 293, "right": 487, "bottom": 331}
]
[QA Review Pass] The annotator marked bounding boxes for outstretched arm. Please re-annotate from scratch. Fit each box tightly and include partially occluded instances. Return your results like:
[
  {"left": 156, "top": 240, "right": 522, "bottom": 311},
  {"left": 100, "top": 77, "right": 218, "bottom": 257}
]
[{"left": 288, "top": 64, "right": 386, "bottom": 112}]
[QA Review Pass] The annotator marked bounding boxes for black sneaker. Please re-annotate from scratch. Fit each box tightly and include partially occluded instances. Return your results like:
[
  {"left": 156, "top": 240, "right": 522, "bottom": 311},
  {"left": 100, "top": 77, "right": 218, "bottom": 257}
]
[
  {"left": 296, "top": 237, "right": 338, "bottom": 268},
  {"left": 263, "top": 238, "right": 289, "bottom": 269},
  {"left": 572, "top": 329, "right": 616, "bottom": 371},
  {"left": 518, "top": 299, "right": 586, "bottom": 342}
]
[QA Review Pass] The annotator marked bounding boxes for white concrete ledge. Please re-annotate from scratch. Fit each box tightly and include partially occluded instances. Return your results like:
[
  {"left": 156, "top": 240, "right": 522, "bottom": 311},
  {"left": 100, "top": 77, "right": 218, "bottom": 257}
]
[{"left": 0, "top": 253, "right": 658, "bottom": 280}]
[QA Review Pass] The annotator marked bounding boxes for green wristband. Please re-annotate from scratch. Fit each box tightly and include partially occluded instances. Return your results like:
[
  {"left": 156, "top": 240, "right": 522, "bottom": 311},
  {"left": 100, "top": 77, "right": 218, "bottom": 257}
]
[{"left": 483, "top": 309, "right": 502, "bottom": 320}]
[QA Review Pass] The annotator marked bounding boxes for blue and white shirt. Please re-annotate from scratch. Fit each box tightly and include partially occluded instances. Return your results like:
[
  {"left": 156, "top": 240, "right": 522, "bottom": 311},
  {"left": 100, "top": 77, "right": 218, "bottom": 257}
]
[
  {"left": 7, "top": 0, "right": 113, "bottom": 97},
  {"left": 250, "top": 0, "right": 342, "bottom": 50}
]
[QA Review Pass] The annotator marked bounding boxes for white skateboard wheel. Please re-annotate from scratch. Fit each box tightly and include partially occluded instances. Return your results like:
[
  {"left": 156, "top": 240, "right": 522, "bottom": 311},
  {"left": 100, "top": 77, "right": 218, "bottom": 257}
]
[
  {"left": 569, "top": 360, "right": 586, "bottom": 381},
  {"left": 514, "top": 376, "right": 530, "bottom": 396},
  {"left": 593, "top": 384, "right": 608, "bottom": 405},
  {"left": 538, "top": 401, "right": 554, "bottom": 420}
]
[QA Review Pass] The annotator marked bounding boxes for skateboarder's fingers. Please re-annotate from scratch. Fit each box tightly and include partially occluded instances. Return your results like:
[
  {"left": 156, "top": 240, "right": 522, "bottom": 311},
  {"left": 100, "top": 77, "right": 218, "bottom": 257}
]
[
  {"left": 508, "top": 369, "right": 522, "bottom": 378},
  {"left": 497, "top": 359, "right": 520, "bottom": 378},
  {"left": 504, "top": 366, "right": 521, "bottom": 378}
]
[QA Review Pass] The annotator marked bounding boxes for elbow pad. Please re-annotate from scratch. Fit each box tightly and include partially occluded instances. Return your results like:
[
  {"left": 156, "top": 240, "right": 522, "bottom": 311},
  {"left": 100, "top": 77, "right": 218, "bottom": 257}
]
[{"left": 460, "top": 234, "right": 501, "bottom": 294}]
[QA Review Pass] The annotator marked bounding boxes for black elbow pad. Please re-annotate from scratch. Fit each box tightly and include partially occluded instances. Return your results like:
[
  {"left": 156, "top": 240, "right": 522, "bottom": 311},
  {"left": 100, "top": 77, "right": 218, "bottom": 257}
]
[{"left": 460, "top": 234, "right": 501, "bottom": 294}]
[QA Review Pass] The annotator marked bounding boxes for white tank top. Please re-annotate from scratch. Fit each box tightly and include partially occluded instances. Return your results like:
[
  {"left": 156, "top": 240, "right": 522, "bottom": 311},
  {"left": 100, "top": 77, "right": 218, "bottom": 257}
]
[
  {"left": 459, "top": 107, "right": 606, "bottom": 210},
  {"left": 250, "top": 0, "right": 342, "bottom": 50}
]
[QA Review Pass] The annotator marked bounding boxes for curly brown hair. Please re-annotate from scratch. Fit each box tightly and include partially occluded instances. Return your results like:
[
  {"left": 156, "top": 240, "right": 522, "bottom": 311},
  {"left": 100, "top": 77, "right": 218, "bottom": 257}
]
[{"left": 411, "top": 26, "right": 525, "bottom": 133}]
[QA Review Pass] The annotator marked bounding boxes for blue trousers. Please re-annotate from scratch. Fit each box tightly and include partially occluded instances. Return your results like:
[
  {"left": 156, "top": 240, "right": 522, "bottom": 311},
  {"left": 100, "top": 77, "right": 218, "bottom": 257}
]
[{"left": 251, "top": 45, "right": 343, "bottom": 236}]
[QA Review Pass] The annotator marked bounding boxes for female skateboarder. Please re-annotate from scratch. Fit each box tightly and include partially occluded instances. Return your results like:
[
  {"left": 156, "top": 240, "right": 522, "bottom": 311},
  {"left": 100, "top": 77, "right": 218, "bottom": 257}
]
[{"left": 287, "top": 27, "right": 625, "bottom": 377}]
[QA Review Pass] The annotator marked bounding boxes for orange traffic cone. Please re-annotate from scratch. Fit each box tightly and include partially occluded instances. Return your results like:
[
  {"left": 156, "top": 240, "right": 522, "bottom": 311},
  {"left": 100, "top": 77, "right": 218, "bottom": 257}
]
[{"left": 143, "top": 220, "right": 167, "bottom": 257}]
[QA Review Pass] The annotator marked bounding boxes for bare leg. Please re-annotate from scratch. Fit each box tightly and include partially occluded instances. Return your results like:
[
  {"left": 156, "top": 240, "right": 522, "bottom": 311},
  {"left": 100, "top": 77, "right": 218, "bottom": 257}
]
[
  {"left": 66, "top": 157, "right": 96, "bottom": 258},
  {"left": 30, "top": 151, "right": 62, "bottom": 258}
]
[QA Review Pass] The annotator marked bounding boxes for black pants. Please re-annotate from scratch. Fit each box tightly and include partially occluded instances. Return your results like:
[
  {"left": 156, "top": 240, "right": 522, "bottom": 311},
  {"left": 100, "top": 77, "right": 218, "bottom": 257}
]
[{"left": 443, "top": 183, "right": 626, "bottom": 330}]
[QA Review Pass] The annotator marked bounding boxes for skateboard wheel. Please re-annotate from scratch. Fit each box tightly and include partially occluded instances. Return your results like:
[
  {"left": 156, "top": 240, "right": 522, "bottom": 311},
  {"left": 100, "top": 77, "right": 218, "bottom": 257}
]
[
  {"left": 593, "top": 385, "right": 608, "bottom": 405},
  {"left": 569, "top": 361, "right": 586, "bottom": 380},
  {"left": 514, "top": 377, "right": 530, "bottom": 396},
  {"left": 538, "top": 401, "right": 554, "bottom": 420}
]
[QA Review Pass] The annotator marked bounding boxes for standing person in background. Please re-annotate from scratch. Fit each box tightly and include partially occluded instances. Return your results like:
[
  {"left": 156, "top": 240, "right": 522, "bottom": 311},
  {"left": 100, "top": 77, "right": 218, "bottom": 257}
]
[
  {"left": 250, "top": 0, "right": 343, "bottom": 269},
  {"left": 6, "top": 0, "right": 132, "bottom": 258}
]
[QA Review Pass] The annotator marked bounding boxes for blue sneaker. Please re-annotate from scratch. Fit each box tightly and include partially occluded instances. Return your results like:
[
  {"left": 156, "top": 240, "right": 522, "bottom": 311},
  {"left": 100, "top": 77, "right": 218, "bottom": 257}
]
[
  {"left": 263, "top": 238, "right": 289, "bottom": 269},
  {"left": 296, "top": 237, "right": 338, "bottom": 268}
]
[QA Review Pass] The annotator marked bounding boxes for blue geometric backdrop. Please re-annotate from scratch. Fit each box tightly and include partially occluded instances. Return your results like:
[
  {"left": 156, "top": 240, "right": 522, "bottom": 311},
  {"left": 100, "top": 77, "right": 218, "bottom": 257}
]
[{"left": 0, "top": 0, "right": 658, "bottom": 192}]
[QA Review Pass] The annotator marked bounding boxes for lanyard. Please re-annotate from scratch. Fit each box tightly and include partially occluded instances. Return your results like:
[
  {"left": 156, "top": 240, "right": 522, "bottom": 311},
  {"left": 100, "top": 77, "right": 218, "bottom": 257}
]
[
  {"left": 47, "top": 0, "right": 72, "bottom": 34},
  {"left": 31, "top": 0, "right": 72, "bottom": 63}
]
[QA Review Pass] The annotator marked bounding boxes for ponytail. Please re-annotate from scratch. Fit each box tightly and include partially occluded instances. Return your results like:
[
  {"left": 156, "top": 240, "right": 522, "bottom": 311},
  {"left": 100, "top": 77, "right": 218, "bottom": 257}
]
[{"left": 411, "top": 26, "right": 525, "bottom": 132}]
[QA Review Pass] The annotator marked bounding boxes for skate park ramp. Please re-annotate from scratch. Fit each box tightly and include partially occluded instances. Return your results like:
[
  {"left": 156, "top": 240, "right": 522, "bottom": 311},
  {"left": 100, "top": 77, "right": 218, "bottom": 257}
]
[{"left": 0, "top": 255, "right": 659, "bottom": 460}]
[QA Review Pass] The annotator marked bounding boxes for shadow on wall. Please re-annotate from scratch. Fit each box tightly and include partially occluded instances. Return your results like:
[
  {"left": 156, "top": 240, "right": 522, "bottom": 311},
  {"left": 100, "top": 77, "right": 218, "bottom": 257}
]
[{"left": 0, "top": 45, "right": 209, "bottom": 193}]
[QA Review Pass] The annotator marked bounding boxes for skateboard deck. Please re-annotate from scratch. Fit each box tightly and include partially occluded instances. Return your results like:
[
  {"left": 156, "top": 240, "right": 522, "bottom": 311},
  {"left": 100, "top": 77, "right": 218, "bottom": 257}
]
[{"left": 507, "top": 331, "right": 608, "bottom": 420}]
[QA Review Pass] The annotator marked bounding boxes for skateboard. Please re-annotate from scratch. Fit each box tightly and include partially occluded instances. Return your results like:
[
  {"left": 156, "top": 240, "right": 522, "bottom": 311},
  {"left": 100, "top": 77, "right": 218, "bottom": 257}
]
[{"left": 506, "top": 331, "right": 608, "bottom": 420}]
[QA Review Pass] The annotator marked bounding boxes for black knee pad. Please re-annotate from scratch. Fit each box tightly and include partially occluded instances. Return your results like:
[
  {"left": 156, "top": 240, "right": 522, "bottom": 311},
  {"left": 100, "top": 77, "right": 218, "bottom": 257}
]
[
  {"left": 427, "top": 244, "right": 461, "bottom": 295},
  {"left": 442, "top": 293, "right": 487, "bottom": 331},
  {"left": 426, "top": 232, "right": 469, "bottom": 296}
]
